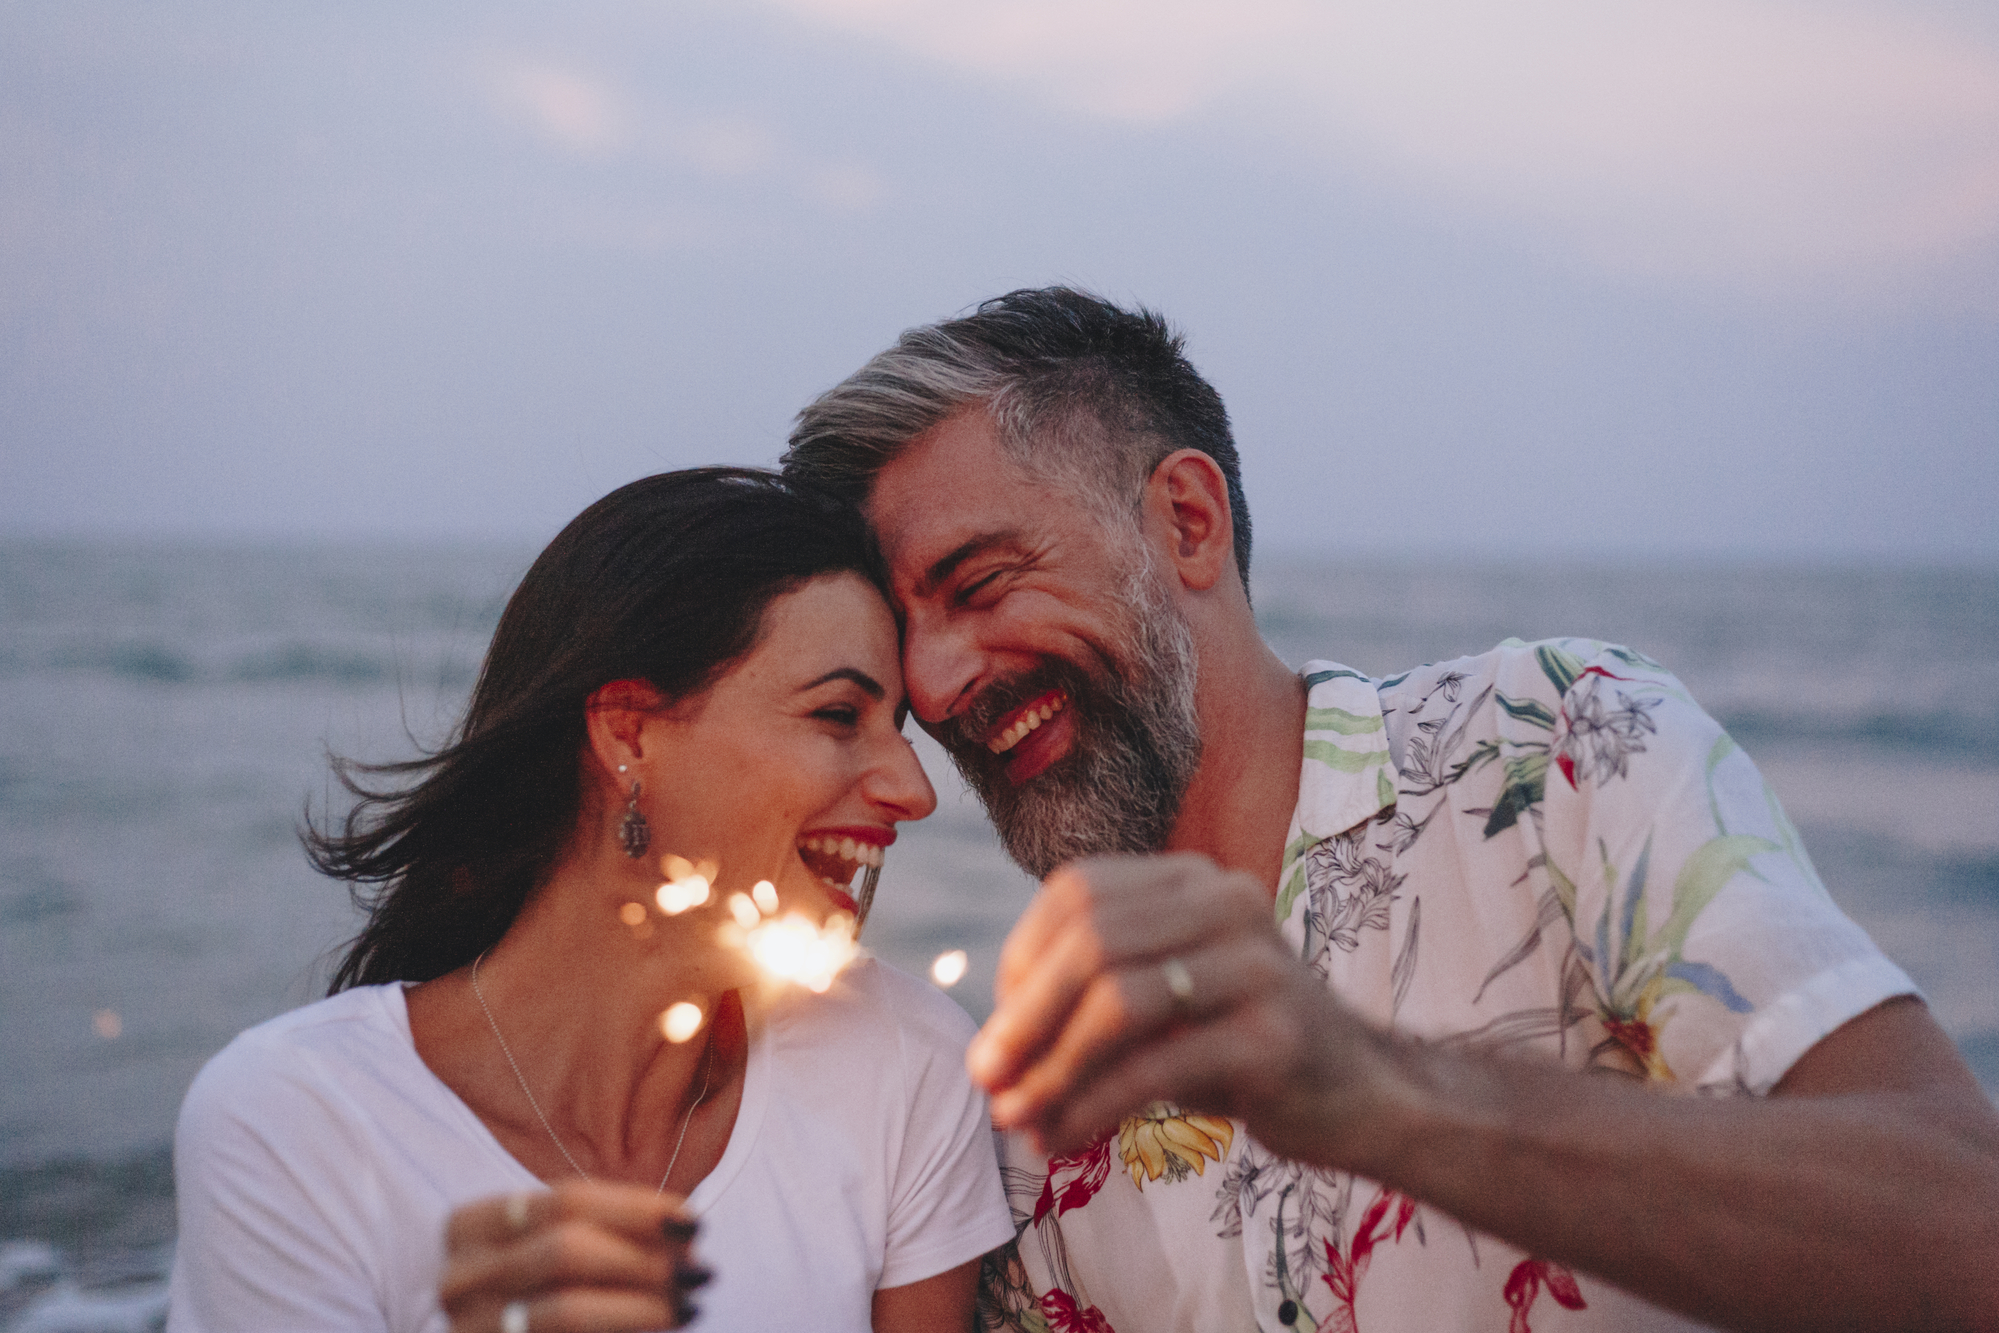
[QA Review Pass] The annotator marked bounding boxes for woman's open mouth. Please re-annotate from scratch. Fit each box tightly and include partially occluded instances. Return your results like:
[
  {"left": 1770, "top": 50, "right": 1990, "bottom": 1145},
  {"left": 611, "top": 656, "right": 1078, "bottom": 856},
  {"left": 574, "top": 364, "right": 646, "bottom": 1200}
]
[{"left": 796, "top": 829, "right": 891, "bottom": 913}]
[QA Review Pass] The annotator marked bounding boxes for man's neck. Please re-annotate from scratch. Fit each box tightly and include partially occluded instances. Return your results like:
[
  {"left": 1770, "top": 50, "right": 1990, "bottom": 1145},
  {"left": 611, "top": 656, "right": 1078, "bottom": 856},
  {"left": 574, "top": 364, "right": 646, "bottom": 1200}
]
[{"left": 1164, "top": 636, "right": 1307, "bottom": 894}]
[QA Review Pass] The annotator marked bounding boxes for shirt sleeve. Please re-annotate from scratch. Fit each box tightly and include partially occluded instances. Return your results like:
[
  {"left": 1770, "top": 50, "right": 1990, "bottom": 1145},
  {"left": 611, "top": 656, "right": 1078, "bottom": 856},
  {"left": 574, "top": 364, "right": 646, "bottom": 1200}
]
[
  {"left": 1514, "top": 640, "right": 1917, "bottom": 1094},
  {"left": 876, "top": 977, "right": 1017, "bottom": 1290},
  {"left": 166, "top": 1034, "right": 392, "bottom": 1333}
]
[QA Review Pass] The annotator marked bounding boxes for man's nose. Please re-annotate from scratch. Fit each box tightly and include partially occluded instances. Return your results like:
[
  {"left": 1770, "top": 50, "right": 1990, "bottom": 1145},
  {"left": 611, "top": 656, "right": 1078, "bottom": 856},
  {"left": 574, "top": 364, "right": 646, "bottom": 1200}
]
[{"left": 901, "top": 614, "right": 983, "bottom": 727}]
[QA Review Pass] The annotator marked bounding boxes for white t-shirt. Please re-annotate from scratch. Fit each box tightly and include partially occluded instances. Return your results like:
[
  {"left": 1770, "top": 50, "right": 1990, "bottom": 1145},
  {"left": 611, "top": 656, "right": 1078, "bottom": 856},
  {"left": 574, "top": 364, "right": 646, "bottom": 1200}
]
[{"left": 168, "top": 957, "right": 1014, "bottom": 1332}]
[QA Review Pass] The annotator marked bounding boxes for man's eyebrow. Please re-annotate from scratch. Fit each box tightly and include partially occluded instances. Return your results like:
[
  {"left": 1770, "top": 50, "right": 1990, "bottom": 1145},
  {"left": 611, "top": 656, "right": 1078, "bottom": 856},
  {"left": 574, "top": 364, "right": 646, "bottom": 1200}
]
[
  {"left": 801, "top": 667, "right": 886, "bottom": 699},
  {"left": 914, "top": 530, "right": 1024, "bottom": 598}
]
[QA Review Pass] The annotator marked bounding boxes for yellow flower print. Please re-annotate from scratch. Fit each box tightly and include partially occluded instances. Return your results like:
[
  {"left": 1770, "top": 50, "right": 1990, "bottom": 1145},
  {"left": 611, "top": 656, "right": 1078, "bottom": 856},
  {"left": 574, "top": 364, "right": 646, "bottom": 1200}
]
[{"left": 1117, "top": 1104, "right": 1235, "bottom": 1189}]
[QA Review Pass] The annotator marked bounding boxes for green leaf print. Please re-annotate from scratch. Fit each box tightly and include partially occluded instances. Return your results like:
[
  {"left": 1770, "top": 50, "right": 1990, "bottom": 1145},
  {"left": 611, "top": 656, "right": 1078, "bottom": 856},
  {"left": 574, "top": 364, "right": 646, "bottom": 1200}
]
[
  {"left": 1481, "top": 751, "right": 1549, "bottom": 838},
  {"left": 1495, "top": 692, "right": 1558, "bottom": 730},
  {"left": 1302, "top": 740, "right": 1391, "bottom": 772},
  {"left": 1536, "top": 643, "right": 1588, "bottom": 697},
  {"left": 1305, "top": 705, "right": 1385, "bottom": 735},
  {"left": 1660, "top": 834, "right": 1780, "bottom": 952}
]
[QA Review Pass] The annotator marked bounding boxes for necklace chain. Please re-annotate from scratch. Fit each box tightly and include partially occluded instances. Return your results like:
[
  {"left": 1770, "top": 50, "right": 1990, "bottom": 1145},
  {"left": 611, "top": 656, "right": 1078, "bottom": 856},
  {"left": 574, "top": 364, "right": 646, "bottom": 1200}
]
[{"left": 470, "top": 951, "right": 713, "bottom": 1195}]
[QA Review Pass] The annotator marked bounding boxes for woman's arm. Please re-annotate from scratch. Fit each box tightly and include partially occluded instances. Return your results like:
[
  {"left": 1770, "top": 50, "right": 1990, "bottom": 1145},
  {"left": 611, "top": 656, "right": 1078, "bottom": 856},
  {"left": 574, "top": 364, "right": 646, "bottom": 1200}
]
[{"left": 873, "top": 1258, "right": 981, "bottom": 1333}]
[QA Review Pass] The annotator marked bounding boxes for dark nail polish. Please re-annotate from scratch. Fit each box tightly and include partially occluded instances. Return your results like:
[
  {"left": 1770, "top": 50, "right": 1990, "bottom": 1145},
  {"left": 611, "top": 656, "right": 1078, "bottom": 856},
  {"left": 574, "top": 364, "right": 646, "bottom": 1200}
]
[
  {"left": 661, "top": 1216, "right": 700, "bottom": 1242},
  {"left": 673, "top": 1296, "right": 701, "bottom": 1326},
  {"left": 674, "top": 1263, "right": 714, "bottom": 1290}
]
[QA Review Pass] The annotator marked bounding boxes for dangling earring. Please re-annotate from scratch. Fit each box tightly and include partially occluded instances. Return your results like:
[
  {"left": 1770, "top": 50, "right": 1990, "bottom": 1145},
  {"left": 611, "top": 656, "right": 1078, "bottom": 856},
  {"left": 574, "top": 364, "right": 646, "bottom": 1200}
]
[{"left": 616, "top": 765, "right": 650, "bottom": 859}]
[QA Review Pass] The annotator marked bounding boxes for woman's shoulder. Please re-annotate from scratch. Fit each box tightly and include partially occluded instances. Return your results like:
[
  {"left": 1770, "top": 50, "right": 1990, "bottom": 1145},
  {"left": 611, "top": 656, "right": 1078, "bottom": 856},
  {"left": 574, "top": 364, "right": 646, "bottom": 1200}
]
[
  {"left": 764, "top": 957, "right": 977, "bottom": 1072},
  {"left": 180, "top": 985, "right": 415, "bottom": 1127}
]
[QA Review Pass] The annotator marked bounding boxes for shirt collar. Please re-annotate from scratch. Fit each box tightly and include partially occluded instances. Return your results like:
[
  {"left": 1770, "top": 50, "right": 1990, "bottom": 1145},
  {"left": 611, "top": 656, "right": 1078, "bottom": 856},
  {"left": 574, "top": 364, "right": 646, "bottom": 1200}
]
[{"left": 1274, "top": 662, "right": 1400, "bottom": 927}]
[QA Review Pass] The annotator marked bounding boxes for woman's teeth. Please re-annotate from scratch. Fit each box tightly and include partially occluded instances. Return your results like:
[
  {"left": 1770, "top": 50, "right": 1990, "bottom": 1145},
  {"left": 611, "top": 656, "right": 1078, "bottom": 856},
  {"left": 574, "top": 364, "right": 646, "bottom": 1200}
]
[
  {"left": 797, "top": 836, "right": 884, "bottom": 869},
  {"left": 988, "top": 694, "right": 1066, "bottom": 755}
]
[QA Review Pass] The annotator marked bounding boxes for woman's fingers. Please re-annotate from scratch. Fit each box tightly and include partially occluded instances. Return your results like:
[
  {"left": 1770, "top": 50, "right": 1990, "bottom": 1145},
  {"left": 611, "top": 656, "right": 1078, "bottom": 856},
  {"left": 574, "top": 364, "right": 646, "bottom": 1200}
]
[
  {"left": 454, "top": 1288, "right": 683, "bottom": 1333},
  {"left": 449, "top": 1182, "right": 691, "bottom": 1253},
  {"left": 443, "top": 1217, "right": 674, "bottom": 1307},
  {"left": 443, "top": 1183, "right": 706, "bottom": 1333}
]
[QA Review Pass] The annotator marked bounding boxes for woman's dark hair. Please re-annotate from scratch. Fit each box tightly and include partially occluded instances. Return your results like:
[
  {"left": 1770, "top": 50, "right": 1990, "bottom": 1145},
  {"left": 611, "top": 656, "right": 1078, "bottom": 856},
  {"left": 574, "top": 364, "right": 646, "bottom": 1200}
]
[{"left": 310, "top": 467, "right": 882, "bottom": 992}]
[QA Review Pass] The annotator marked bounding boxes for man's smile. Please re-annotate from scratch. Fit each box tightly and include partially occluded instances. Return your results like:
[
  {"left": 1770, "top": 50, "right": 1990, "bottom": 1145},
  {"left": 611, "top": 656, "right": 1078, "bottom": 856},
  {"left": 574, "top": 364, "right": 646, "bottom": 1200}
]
[{"left": 982, "top": 688, "right": 1075, "bottom": 784}]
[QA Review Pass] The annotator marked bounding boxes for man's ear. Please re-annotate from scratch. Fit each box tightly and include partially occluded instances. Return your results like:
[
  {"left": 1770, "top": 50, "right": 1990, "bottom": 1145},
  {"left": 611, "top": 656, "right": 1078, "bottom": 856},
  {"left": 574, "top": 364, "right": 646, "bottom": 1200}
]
[
  {"left": 1144, "top": 449, "right": 1235, "bottom": 593},
  {"left": 583, "top": 678, "right": 668, "bottom": 779}
]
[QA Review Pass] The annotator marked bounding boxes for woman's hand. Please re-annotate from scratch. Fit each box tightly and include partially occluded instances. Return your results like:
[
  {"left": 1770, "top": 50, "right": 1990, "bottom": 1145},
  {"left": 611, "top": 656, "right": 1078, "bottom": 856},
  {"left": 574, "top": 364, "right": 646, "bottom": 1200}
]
[{"left": 442, "top": 1182, "right": 711, "bottom": 1332}]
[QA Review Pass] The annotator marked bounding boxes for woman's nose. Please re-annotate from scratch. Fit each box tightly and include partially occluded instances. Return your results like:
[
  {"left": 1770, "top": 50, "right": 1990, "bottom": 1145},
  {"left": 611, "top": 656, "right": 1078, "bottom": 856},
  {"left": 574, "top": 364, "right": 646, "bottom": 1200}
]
[{"left": 871, "top": 728, "right": 938, "bottom": 823}]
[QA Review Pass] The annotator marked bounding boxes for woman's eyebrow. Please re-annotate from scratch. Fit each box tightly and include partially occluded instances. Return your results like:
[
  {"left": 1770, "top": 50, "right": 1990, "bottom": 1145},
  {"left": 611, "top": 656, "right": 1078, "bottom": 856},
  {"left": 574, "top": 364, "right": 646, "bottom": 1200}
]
[{"left": 800, "top": 667, "right": 886, "bottom": 699}]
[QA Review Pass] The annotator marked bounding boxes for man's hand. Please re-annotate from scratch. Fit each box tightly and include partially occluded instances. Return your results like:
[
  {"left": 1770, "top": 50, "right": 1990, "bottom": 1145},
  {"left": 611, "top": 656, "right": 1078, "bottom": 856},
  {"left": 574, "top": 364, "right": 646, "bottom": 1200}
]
[{"left": 965, "top": 852, "right": 1400, "bottom": 1164}]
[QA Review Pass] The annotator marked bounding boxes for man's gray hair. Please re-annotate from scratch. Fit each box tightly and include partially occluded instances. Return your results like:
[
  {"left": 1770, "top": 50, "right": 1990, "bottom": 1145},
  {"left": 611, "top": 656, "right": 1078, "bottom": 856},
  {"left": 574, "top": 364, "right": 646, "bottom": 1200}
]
[{"left": 782, "top": 287, "right": 1252, "bottom": 593}]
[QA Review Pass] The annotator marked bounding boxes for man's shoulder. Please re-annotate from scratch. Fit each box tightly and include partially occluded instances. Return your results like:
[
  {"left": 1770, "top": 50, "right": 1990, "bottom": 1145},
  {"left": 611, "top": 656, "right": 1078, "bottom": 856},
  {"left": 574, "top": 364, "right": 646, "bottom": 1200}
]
[{"left": 1374, "top": 636, "right": 1678, "bottom": 708}]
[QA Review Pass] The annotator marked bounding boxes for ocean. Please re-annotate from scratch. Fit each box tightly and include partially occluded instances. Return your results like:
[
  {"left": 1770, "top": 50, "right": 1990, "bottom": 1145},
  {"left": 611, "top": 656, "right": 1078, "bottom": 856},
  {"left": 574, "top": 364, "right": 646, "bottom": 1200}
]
[{"left": 2, "top": 543, "right": 1995, "bottom": 1331}]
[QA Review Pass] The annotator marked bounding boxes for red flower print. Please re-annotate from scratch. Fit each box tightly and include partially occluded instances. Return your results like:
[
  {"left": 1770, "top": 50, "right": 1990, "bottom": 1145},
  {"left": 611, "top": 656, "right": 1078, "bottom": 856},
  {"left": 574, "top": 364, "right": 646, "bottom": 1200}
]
[
  {"left": 1503, "top": 1258, "right": 1586, "bottom": 1333},
  {"left": 1031, "top": 1134, "right": 1115, "bottom": 1224},
  {"left": 1040, "top": 1289, "right": 1116, "bottom": 1332},
  {"left": 1318, "top": 1189, "right": 1417, "bottom": 1333}
]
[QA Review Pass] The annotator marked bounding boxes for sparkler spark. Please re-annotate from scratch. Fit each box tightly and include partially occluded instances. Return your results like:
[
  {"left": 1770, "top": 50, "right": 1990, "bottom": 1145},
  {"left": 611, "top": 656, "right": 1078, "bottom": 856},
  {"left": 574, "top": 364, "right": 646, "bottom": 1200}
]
[
  {"left": 744, "top": 912, "right": 857, "bottom": 994},
  {"left": 661, "top": 1001, "right": 704, "bottom": 1043},
  {"left": 930, "top": 950, "right": 968, "bottom": 987},
  {"left": 751, "top": 879, "right": 780, "bottom": 915}
]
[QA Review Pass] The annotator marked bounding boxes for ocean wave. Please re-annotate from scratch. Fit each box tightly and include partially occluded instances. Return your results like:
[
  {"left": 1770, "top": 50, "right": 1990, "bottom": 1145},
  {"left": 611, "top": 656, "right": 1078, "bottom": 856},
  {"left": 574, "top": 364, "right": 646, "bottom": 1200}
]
[
  {"left": 1714, "top": 708, "right": 1999, "bottom": 762},
  {"left": 11, "top": 641, "right": 476, "bottom": 690}
]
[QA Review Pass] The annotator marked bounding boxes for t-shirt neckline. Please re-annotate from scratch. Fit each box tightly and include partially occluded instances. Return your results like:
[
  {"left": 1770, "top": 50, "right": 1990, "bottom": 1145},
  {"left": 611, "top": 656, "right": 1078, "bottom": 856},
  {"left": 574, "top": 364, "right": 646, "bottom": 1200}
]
[{"left": 380, "top": 981, "right": 771, "bottom": 1211}]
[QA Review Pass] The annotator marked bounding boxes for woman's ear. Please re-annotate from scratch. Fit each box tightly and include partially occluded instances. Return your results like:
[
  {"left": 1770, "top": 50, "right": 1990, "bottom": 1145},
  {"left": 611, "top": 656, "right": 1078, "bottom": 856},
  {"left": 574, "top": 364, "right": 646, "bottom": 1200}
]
[
  {"left": 584, "top": 679, "right": 668, "bottom": 779},
  {"left": 1143, "top": 449, "right": 1235, "bottom": 593}
]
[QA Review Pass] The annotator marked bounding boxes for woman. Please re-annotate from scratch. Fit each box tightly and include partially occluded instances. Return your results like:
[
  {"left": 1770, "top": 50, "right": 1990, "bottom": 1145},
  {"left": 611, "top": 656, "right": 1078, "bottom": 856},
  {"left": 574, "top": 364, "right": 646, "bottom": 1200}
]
[{"left": 166, "top": 469, "right": 1015, "bottom": 1332}]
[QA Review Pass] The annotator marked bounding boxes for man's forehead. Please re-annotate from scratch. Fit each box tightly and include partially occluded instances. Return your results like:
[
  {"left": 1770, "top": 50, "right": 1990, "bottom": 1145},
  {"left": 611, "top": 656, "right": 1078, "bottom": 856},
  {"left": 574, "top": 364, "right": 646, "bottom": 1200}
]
[{"left": 863, "top": 412, "right": 1052, "bottom": 582}]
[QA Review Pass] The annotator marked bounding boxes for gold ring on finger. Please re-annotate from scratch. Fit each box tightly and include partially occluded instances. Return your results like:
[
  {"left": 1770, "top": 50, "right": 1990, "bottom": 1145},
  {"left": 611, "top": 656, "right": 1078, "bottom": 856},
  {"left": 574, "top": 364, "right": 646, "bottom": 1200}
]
[{"left": 1161, "top": 956, "right": 1195, "bottom": 1015}]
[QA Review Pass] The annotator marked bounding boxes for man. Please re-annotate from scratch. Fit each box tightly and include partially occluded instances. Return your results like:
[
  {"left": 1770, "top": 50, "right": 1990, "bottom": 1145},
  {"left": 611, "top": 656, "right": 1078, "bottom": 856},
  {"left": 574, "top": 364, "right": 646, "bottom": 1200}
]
[{"left": 781, "top": 289, "right": 1999, "bottom": 1333}]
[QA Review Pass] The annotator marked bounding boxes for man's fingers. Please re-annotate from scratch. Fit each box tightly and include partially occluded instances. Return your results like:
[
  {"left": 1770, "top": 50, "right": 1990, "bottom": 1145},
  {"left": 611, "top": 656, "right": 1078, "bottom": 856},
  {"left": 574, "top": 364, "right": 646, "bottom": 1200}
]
[
  {"left": 1028, "top": 1013, "right": 1284, "bottom": 1157},
  {"left": 971, "top": 920, "right": 1108, "bottom": 1088},
  {"left": 987, "top": 944, "right": 1248, "bottom": 1128},
  {"left": 974, "top": 855, "right": 1274, "bottom": 1093}
]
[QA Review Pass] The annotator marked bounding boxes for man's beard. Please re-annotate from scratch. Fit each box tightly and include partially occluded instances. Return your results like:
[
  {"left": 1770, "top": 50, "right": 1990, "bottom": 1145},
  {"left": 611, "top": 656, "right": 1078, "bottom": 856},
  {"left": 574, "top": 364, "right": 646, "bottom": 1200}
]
[{"left": 937, "top": 557, "right": 1203, "bottom": 879}]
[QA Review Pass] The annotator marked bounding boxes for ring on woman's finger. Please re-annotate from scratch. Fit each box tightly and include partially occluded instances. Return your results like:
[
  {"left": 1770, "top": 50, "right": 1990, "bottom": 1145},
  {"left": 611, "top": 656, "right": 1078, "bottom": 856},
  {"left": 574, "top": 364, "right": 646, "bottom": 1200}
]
[
  {"left": 1161, "top": 956, "right": 1196, "bottom": 1016},
  {"left": 504, "top": 1192, "right": 532, "bottom": 1235},
  {"left": 500, "top": 1300, "right": 530, "bottom": 1333}
]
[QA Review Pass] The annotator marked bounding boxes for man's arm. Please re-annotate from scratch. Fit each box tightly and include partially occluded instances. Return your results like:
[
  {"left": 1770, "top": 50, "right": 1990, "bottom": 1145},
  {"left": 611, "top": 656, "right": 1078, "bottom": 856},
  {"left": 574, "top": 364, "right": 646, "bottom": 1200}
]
[{"left": 968, "top": 855, "right": 1999, "bottom": 1333}]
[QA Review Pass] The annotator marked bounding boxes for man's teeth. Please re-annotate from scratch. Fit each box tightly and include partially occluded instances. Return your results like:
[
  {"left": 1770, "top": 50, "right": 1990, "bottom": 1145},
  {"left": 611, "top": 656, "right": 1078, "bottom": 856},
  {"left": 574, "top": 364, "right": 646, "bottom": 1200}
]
[
  {"left": 796, "top": 836, "right": 883, "bottom": 868},
  {"left": 987, "top": 695, "right": 1066, "bottom": 755}
]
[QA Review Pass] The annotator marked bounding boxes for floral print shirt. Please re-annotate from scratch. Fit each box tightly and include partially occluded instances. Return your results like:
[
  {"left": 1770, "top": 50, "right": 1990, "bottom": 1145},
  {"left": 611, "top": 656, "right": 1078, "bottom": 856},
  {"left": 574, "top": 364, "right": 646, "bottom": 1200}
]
[{"left": 979, "top": 639, "right": 1915, "bottom": 1333}]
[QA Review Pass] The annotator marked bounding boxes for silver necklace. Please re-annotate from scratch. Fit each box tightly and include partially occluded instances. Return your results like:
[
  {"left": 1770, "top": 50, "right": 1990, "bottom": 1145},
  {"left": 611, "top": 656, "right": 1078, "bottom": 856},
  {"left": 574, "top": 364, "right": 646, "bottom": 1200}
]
[{"left": 470, "top": 951, "right": 714, "bottom": 1195}]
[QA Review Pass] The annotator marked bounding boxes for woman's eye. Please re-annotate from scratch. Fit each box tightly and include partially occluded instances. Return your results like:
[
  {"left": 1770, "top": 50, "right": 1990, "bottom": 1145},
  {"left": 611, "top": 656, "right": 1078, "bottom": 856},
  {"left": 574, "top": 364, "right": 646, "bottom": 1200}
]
[{"left": 814, "top": 706, "right": 860, "bottom": 727}]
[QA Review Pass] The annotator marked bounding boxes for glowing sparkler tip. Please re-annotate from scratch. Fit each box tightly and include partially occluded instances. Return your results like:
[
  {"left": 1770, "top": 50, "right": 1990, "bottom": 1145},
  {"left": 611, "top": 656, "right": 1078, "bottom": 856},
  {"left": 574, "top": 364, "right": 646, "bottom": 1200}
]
[
  {"left": 744, "top": 910, "right": 858, "bottom": 994},
  {"left": 728, "top": 893, "right": 761, "bottom": 929},
  {"left": 656, "top": 875, "right": 712, "bottom": 915},
  {"left": 752, "top": 880, "right": 780, "bottom": 915},
  {"left": 930, "top": 950, "right": 969, "bottom": 987},
  {"left": 661, "top": 1001, "right": 704, "bottom": 1043}
]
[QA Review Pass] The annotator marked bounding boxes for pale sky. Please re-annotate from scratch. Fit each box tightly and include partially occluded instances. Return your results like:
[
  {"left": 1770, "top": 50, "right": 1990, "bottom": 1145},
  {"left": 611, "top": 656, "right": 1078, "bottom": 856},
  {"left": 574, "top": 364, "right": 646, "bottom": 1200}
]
[{"left": 3, "top": 0, "right": 1996, "bottom": 557}]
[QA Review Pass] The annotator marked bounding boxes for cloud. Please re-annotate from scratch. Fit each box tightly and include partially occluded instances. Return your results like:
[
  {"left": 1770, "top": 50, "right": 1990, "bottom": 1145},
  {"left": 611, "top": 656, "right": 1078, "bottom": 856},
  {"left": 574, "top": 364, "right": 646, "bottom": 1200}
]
[
  {"left": 757, "top": 0, "right": 1999, "bottom": 291},
  {"left": 479, "top": 56, "right": 882, "bottom": 234},
  {"left": 489, "top": 60, "right": 631, "bottom": 158}
]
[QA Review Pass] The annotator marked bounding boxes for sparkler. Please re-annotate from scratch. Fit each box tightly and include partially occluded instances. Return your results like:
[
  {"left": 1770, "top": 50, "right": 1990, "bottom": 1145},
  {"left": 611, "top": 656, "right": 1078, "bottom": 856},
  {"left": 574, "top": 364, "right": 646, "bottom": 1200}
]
[{"left": 648, "top": 852, "right": 866, "bottom": 997}]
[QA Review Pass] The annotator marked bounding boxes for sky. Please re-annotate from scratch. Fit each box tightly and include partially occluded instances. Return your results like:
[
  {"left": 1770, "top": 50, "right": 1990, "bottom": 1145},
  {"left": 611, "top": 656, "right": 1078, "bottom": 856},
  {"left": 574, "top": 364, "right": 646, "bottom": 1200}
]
[{"left": 2, "top": 0, "right": 1996, "bottom": 558}]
